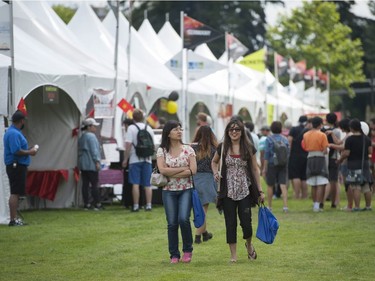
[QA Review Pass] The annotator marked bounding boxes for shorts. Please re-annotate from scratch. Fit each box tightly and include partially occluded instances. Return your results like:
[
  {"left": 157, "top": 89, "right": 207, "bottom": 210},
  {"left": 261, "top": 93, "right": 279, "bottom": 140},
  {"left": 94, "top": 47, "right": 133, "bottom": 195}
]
[
  {"left": 328, "top": 158, "right": 339, "bottom": 182},
  {"left": 6, "top": 164, "right": 27, "bottom": 195},
  {"left": 265, "top": 164, "right": 288, "bottom": 186},
  {"left": 307, "top": 176, "right": 329, "bottom": 186},
  {"left": 128, "top": 162, "right": 152, "bottom": 187},
  {"left": 350, "top": 183, "right": 372, "bottom": 193},
  {"left": 288, "top": 155, "right": 307, "bottom": 180}
]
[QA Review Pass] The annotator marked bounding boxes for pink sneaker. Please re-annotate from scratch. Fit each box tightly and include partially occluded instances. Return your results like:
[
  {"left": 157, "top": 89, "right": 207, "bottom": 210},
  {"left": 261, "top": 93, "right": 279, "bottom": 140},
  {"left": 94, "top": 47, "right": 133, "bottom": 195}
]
[
  {"left": 181, "top": 252, "right": 192, "bottom": 263},
  {"left": 170, "top": 257, "right": 179, "bottom": 264}
]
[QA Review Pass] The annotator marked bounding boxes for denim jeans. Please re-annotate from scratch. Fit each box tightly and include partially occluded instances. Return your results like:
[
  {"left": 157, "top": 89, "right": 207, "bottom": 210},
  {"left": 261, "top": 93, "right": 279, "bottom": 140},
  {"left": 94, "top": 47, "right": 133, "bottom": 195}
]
[{"left": 162, "top": 189, "right": 193, "bottom": 259}]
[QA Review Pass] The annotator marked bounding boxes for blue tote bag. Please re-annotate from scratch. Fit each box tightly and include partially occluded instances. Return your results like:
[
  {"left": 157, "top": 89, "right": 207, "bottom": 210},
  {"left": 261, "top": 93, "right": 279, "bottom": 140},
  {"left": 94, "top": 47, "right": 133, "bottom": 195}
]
[
  {"left": 256, "top": 203, "right": 279, "bottom": 244},
  {"left": 191, "top": 177, "right": 205, "bottom": 228}
]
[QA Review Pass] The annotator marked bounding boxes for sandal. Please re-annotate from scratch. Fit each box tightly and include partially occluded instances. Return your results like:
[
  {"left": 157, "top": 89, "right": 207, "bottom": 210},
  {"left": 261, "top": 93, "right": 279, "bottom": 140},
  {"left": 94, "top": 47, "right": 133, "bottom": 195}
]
[{"left": 245, "top": 242, "right": 257, "bottom": 260}]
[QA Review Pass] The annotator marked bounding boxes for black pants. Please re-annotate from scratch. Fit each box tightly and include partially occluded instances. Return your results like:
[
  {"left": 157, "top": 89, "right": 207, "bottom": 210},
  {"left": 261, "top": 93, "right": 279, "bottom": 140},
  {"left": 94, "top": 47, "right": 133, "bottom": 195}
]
[
  {"left": 81, "top": 170, "right": 100, "bottom": 206},
  {"left": 223, "top": 195, "right": 253, "bottom": 244}
]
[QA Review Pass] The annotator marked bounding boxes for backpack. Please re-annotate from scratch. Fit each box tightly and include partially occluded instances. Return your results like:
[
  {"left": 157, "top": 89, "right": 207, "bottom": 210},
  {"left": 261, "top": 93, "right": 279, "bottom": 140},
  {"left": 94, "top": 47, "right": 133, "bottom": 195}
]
[
  {"left": 271, "top": 136, "right": 288, "bottom": 167},
  {"left": 133, "top": 123, "right": 154, "bottom": 158}
]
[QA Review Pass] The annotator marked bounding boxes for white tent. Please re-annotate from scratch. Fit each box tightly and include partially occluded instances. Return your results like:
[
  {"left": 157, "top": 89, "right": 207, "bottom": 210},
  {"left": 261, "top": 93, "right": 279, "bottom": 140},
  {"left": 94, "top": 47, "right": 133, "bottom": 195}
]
[
  {"left": 137, "top": 18, "right": 173, "bottom": 64},
  {"left": 158, "top": 20, "right": 182, "bottom": 57}
]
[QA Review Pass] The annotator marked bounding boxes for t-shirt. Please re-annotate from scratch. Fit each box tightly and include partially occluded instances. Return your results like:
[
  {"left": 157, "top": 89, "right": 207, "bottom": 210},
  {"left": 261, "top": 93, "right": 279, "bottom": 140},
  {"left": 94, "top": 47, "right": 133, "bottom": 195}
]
[
  {"left": 125, "top": 122, "right": 155, "bottom": 164},
  {"left": 289, "top": 125, "right": 308, "bottom": 156},
  {"left": 302, "top": 129, "right": 329, "bottom": 152},
  {"left": 3, "top": 125, "right": 30, "bottom": 166},
  {"left": 156, "top": 145, "right": 196, "bottom": 191},
  {"left": 345, "top": 135, "right": 371, "bottom": 170}
]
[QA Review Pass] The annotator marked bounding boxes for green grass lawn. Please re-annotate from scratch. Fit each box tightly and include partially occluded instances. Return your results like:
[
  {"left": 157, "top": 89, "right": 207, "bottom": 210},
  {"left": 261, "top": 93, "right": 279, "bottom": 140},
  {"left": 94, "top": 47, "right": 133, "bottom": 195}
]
[{"left": 1, "top": 191, "right": 374, "bottom": 281}]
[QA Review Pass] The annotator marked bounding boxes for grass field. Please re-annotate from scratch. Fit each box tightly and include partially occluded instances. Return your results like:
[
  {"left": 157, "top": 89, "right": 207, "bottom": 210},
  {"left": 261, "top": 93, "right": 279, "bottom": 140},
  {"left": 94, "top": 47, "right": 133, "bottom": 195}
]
[{"left": 1, "top": 190, "right": 374, "bottom": 281}]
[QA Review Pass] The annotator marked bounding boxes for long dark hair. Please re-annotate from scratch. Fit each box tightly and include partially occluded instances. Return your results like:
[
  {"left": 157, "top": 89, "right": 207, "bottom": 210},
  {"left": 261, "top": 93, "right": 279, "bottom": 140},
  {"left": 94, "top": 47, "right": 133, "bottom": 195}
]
[
  {"left": 192, "top": 125, "right": 218, "bottom": 160},
  {"left": 222, "top": 119, "right": 253, "bottom": 161},
  {"left": 160, "top": 120, "right": 183, "bottom": 152}
]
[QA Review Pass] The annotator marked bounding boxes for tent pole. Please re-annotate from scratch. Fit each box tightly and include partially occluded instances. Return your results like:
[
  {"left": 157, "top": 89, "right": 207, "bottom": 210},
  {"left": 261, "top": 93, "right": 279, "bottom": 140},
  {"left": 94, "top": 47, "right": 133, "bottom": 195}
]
[{"left": 9, "top": 0, "right": 15, "bottom": 115}]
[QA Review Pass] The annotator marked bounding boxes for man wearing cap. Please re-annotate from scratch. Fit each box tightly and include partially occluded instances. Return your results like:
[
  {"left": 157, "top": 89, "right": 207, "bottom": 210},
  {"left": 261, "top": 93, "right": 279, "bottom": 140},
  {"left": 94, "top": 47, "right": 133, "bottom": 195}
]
[
  {"left": 288, "top": 115, "right": 309, "bottom": 199},
  {"left": 259, "top": 125, "right": 271, "bottom": 174},
  {"left": 4, "top": 110, "right": 38, "bottom": 226},
  {"left": 78, "top": 118, "right": 103, "bottom": 210}
]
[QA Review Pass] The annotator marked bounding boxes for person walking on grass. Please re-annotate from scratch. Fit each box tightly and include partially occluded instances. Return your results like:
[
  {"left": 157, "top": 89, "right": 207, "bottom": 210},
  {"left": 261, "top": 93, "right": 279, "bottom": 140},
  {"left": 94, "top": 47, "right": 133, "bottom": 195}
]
[
  {"left": 212, "top": 118, "right": 264, "bottom": 263},
  {"left": 337, "top": 119, "right": 373, "bottom": 211},
  {"left": 78, "top": 118, "right": 103, "bottom": 211},
  {"left": 191, "top": 126, "right": 218, "bottom": 244},
  {"left": 4, "top": 110, "right": 38, "bottom": 226},
  {"left": 156, "top": 120, "right": 197, "bottom": 264},
  {"left": 263, "top": 121, "right": 290, "bottom": 213}
]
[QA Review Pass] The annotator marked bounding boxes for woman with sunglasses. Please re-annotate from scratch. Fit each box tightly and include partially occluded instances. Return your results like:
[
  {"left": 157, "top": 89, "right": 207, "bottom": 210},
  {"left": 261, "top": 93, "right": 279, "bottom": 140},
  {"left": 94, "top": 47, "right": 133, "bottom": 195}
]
[
  {"left": 212, "top": 119, "right": 264, "bottom": 263},
  {"left": 156, "top": 120, "right": 197, "bottom": 264}
]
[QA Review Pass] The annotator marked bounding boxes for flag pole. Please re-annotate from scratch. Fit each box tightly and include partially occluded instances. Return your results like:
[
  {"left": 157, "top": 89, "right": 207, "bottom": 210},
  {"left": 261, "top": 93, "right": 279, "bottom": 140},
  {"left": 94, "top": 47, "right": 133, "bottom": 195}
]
[
  {"left": 313, "top": 66, "right": 317, "bottom": 113},
  {"left": 180, "top": 11, "right": 188, "bottom": 142},
  {"left": 274, "top": 51, "right": 279, "bottom": 123},
  {"left": 9, "top": 0, "right": 15, "bottom": 115}
]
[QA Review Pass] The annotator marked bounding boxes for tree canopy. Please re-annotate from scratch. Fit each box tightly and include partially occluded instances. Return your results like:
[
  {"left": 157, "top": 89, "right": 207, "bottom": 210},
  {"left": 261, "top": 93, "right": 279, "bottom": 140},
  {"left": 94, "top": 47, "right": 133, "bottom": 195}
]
[{"left": 267, "top": 1, "right": 365, "bottom": 98}]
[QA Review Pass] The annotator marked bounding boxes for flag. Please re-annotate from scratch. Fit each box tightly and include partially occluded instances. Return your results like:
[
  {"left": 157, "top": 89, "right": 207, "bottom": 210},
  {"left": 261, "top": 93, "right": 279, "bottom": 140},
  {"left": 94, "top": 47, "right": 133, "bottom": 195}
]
[
  {"left": 276, "top": 54, "right": 288, "bottom": 77},
  {"left": 293, "top": 60, "right": 306, "bottom": 82},
  {"left": 86, "top": 108, "right": 95, "bottom": 118},
  {"left": 117, "top": 98, "right": 134, "bottom": 113},
  {"left": 17, "top": 97, "right": 27, "bottom": 116},
  {"left": 226, "top": 33, "right": 248, "bottom": 61},
  {"left": 183, "top": 15, "right": 222, "bottom": 49},
  {"left": 147, "top": 112, "right": 160, "bottom": 129},
  {"left": 238, "top": 49, "right": 266, "bottom": 72},
  {"left": 304, "top": 67, "right": 315, "bottom": 89}
]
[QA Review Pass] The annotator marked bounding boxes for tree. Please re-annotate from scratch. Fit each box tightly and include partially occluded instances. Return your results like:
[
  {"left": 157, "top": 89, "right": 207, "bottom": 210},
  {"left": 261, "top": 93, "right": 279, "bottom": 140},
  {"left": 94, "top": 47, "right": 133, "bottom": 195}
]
[
  {"left": 267, "top": 1, "right": 365, "bottom": 100},
  {"left": 131, "top": 1, "right": 283, "bottom": 57}
]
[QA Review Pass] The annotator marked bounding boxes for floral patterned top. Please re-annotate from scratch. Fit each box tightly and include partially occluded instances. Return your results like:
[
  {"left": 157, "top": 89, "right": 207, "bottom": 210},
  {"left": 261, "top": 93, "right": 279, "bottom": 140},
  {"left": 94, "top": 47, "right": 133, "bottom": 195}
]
[
  {"left": 156, "top": 145, "right": 196, "bottom": 191},
  {"left": 226, "top": 154, "right": 250, "bottom": 201}
]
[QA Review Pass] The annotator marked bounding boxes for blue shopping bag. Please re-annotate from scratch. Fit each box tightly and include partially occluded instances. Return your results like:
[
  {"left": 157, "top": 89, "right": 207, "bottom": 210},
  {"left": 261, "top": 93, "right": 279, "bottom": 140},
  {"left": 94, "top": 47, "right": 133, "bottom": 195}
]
[
  {"left": 256, "top": 203, "right": 279, "bottom": 244},
  {"left": 192, "top": 189, "right": 205, "bottom": 228}
]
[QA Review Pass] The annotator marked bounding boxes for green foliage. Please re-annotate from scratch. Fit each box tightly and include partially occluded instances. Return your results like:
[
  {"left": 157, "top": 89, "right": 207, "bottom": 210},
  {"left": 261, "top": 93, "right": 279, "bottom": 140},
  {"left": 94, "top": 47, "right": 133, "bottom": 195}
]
[
  {"left": 52, "top": 4, "right": 76, "bottom": 24},
  {"left": 1, "top": 190, "right": 375, "bottom": 281},
  {"left": 267, "top": 1, "right": 365, "bottom": 99}
]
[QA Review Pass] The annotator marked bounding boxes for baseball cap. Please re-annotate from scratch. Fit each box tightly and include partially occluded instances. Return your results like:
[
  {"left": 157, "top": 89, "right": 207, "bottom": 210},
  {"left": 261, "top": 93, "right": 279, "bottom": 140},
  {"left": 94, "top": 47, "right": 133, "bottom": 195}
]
[
  {"left": 83, "top": 118, "right": 100, "bottom": 126},
  {"left": 11, "top": 110, "right": 26, "bottom": 122}
]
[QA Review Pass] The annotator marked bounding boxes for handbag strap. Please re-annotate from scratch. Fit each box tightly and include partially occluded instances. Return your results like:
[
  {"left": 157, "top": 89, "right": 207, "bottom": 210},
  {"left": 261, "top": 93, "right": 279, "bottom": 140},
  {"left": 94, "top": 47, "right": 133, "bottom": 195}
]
[
  {"left": 361, "top": 135, "right": 365, "bottom": 172},
  {"left": 217, "top": 142, "right": 224, "bottom": 192}
]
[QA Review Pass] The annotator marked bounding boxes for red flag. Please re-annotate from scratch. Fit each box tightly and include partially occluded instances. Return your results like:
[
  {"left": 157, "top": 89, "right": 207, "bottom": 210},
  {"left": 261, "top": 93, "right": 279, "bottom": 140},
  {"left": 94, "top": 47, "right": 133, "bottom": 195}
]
[
  {"left": 183, "top": 15, "right": 222, "bottom": 49},
  {"left": 147, "top": 112, "right": 159, "bottom": 129},
  {"left": 17, "top": 97, "right": 27, "bottom": 116},
  {"left": 146, "top": 85, "right": 151, "bottom": 91},
  {"left": 117, "top": 98, "right": 134, "bottom": 113}
]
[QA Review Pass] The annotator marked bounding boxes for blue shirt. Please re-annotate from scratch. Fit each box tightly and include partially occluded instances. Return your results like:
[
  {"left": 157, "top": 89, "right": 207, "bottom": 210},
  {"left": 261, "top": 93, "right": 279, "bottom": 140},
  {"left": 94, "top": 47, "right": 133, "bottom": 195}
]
[{"left": 3, "top": 125, "right": 30, "bottom": 166}]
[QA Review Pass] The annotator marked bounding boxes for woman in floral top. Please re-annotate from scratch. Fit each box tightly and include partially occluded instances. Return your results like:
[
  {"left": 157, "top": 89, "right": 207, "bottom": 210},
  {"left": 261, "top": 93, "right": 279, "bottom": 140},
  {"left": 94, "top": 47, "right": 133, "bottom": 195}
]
[
  {"left": 156, "top": 120, "right": 197, "bottom": 264},
  {"left": 212, "top": 119, "right": 264, "bottom": 263}
]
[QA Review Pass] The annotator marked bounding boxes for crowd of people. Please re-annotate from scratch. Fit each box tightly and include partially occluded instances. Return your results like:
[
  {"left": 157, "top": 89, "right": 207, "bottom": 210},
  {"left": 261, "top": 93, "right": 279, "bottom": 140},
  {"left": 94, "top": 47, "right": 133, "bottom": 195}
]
[{"left": 4, "top": 108, "right": 374, "bottom": 264}]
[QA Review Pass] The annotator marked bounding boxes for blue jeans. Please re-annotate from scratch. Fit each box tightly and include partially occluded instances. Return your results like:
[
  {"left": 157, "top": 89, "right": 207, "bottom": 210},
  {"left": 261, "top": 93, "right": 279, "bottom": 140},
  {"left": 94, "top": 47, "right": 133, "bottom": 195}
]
[{"left": 162, "top": 189, "right": 193, "bottom": 259}]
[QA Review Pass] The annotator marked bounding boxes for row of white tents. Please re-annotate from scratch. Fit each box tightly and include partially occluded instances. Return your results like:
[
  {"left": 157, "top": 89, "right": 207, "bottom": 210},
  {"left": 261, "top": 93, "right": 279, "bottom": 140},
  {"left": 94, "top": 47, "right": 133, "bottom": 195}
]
[{"left": 0, "top": 1, "right": 326, "bottom": 222}]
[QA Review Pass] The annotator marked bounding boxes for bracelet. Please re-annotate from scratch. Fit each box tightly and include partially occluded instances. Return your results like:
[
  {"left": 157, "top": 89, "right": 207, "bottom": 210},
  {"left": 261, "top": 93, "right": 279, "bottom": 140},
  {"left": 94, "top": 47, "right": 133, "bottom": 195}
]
[{"left": 189, "top": 168, "right": 193, "bottom": 176}]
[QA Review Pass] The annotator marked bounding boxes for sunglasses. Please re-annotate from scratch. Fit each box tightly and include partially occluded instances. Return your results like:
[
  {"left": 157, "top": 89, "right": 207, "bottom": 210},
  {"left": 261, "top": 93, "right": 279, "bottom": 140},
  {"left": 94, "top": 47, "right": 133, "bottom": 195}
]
[{"left": 229, "top": 128, "right": 241, "bottom": 133}]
